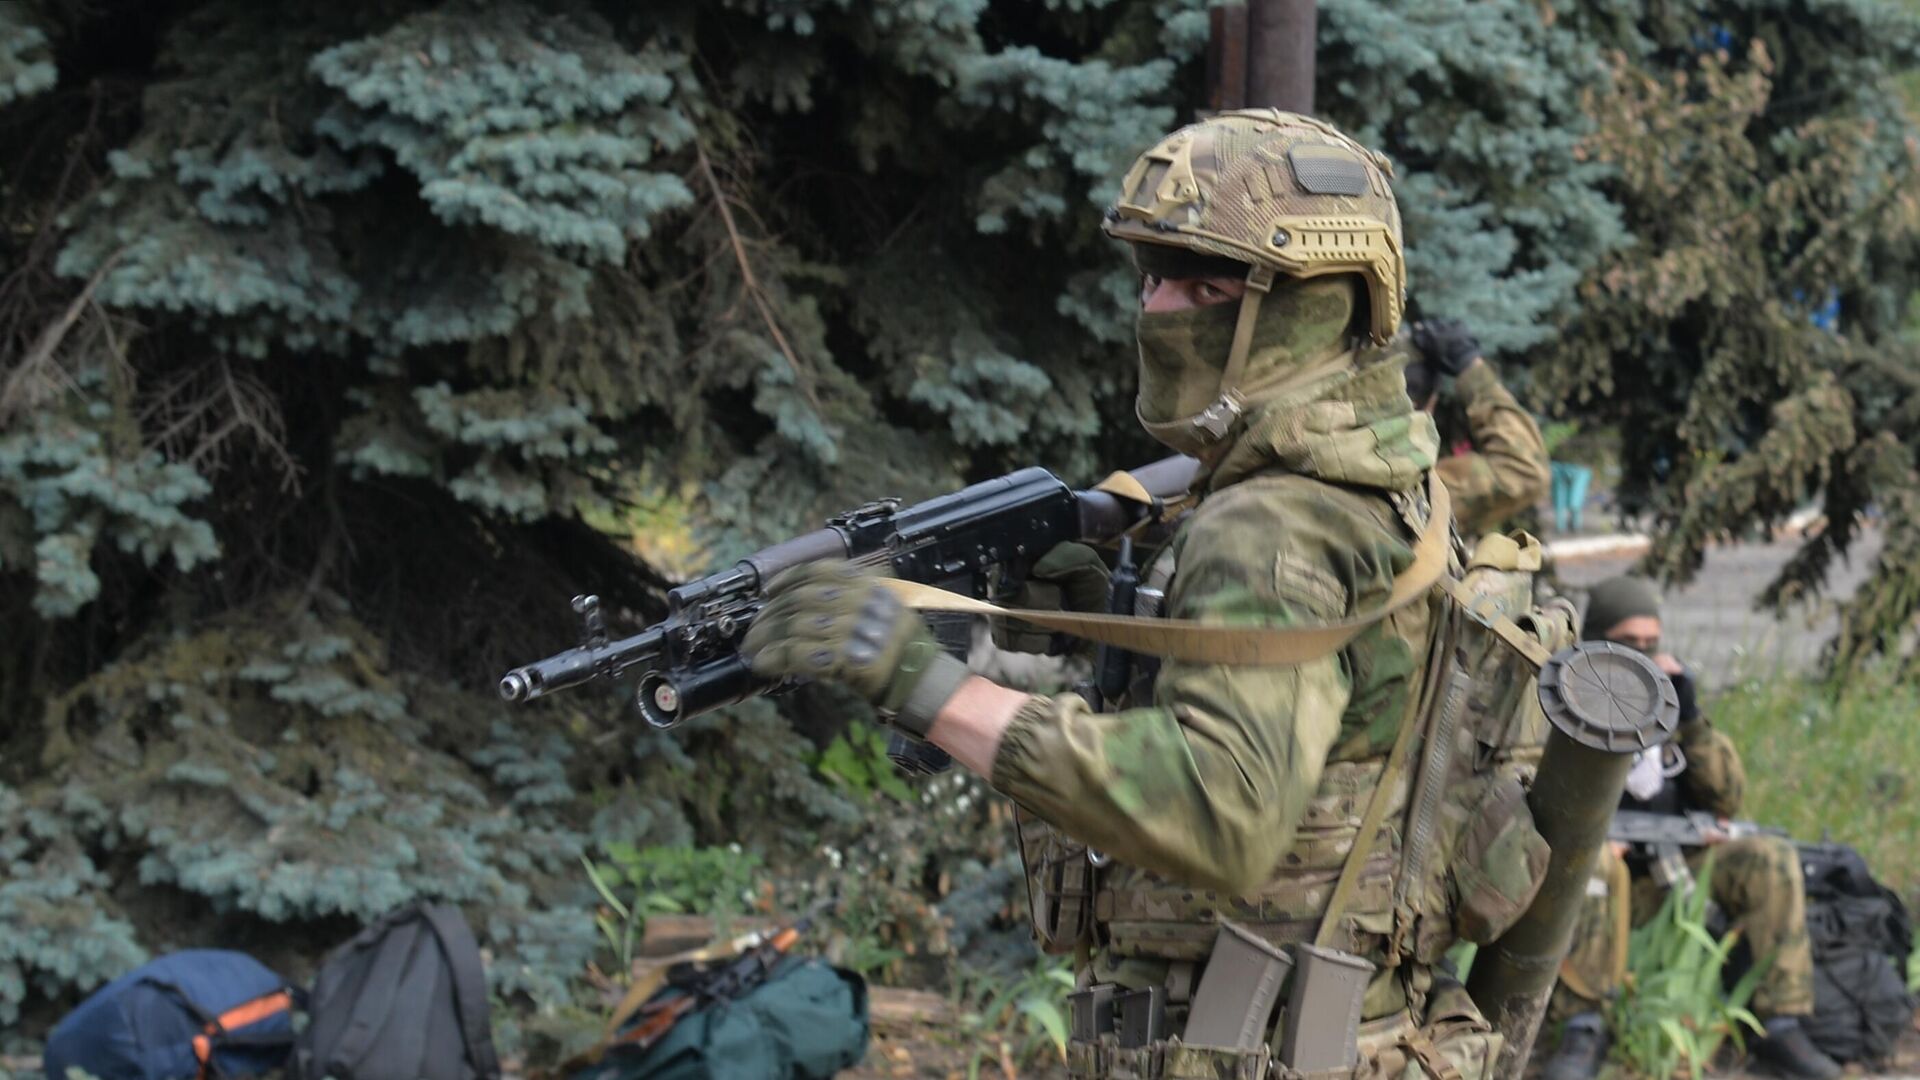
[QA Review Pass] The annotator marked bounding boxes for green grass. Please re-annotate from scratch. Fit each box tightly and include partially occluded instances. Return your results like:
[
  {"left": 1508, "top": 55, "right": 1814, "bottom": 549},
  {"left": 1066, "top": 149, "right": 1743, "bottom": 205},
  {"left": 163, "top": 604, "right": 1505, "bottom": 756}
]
[{"left": 1708, "top": 668, "right": 1920, "bottom": 899}]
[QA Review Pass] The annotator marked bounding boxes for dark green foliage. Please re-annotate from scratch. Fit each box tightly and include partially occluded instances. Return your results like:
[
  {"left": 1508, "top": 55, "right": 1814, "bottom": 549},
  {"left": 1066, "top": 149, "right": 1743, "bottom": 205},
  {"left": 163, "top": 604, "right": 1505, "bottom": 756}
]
[
  {"left": 2, "top": 0, "right": 1917, "bottom": 1051},
  {"left": 1528, "top": 0, "right": 1920, "bottom": 672},
  {"left": 0, "top": 0, "right": 1211, "bottom": 1035}
]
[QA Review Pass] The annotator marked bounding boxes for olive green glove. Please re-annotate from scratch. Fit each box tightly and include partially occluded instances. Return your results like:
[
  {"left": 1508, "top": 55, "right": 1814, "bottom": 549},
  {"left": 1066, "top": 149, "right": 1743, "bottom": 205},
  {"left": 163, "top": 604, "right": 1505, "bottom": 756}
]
[
  {"left": 991, "top": 542, "right": 1111, "bottom": 655},
  {"left": 741, "top": 560, "right": 971, "bottom": 738}
]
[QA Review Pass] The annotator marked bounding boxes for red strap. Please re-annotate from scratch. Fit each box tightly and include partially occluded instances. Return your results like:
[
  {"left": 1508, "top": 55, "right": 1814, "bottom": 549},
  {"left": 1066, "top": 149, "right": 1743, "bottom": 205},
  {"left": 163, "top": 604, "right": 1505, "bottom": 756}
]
[{"left": 193, "top": 990, "right": 293, "bottom": 1080}]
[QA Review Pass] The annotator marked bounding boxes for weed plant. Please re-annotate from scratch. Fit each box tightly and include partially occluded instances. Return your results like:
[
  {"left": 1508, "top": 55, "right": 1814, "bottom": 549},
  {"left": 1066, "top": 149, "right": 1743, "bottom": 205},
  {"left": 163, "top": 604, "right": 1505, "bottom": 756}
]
[
  {"left": 582, "top": 843, "right": 764, "bottom": 978},
  {"left": 945, "top": 958, "right": 1076, "bottom": 1080},
  {"left": 1608, "top": 858, "right": 1765, "bottom": 1080}
]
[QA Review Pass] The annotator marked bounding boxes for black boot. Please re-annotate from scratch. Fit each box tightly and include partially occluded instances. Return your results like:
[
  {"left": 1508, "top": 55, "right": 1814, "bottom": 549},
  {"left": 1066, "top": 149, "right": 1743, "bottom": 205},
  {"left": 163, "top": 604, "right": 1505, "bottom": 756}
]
[
  {"left": 1750, "top": 1016, "right": 1842, "bottom": 1079},
  {"left": 1541, "top": 1012, "right": 1609, "bottom": 1080}
]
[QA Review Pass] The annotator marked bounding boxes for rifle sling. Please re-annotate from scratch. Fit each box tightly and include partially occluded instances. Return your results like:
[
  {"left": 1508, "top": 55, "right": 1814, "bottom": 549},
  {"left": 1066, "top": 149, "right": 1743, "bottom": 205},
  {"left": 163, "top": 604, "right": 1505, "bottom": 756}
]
[
  {"left": 1317, "top": 483, "right": 1453, "bottom": 953},
  {"left": 1434, "top": 575, "right": 1554, "bottom": 671},
  {"left": 882, "top": 472, "right": 1454, "bottom": 667}
]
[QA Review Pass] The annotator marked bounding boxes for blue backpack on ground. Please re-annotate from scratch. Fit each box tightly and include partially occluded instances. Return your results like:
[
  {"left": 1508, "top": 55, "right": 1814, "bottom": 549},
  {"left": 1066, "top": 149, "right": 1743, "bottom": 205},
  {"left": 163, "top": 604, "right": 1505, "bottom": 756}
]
[{"left": 44, "top": 949, "right": 296, "bottom": 1080}]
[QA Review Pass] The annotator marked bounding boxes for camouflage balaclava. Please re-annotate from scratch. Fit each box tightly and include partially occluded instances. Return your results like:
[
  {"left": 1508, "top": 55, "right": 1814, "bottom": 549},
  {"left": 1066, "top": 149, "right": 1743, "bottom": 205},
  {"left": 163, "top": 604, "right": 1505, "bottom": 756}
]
[
  {"left": 1134, "top": 274, "right": 1360, "bottom": 457},
  {"left": 1103, "top": 110, "right": 1405, "bottom": 458}
]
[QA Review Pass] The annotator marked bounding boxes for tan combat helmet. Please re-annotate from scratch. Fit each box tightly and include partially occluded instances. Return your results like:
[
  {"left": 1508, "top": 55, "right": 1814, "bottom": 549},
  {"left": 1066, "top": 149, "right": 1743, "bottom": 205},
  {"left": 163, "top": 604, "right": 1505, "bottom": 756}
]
[{"left": 1104, "top": 109, "right": 1405, "bottom": 445}]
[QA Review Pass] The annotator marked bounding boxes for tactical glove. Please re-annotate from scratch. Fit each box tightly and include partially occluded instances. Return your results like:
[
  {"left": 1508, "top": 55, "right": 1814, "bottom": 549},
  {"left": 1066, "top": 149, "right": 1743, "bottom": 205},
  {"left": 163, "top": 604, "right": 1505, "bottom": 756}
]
[
  {"left": 1669, "top": 666, "right": 1700, "bottom": 725},
  {"left": 990, "top": 542, "right": 1110, "bottom": 655},
  {"left": 741, "top": 561, "right": 970, "bottom": 738},
  {"left": 1410, "top": 318, "right": 1482, "bottom": 378}
]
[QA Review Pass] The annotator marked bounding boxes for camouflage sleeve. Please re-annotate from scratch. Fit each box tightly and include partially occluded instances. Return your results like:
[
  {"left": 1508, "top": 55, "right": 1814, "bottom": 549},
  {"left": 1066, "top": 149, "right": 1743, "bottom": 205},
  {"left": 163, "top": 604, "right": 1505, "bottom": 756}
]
[
  {"left": 988, "top": 478, "right": 1409, "bottom": 897},
  {"left": 1434, "top": 360, "right": 1551, "bottom": 535},
  {"left": 1678, "top": 717, "right": 1746, "bottom": 819}
]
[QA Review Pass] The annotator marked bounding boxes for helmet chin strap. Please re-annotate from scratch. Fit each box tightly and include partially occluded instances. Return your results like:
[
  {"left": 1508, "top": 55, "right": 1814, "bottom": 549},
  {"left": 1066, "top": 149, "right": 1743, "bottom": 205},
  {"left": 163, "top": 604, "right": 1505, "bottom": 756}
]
[
  {"left": 1176, "top": 263, "right": 1277, "bottom": 445},
  {"left": 1136, "top": 265, "right": 1274, "bottom": 457}
]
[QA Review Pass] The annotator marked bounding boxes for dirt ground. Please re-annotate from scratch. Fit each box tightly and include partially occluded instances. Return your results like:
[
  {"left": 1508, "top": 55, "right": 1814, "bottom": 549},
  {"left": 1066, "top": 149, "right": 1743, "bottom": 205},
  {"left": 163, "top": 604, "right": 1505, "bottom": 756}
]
[{"left": 848, "top": 1012, "right": 1920, "bottom": 1080}]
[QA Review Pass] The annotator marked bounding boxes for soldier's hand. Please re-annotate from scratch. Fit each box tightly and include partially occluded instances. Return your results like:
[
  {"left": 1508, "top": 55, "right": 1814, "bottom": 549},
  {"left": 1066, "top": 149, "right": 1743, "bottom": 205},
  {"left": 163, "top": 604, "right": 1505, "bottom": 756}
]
[
  {"left": 1654, "top": 654, "right": 1701, "bottom": 723},
  {"left": 991, "top": 542, "right": 1110, "bottom": 654},
  {"left": 1410, "top": 318, "right": 1483, "bottom": 377},
  {"left": 742, "top": 561, "right": 969, "bottom": 733}
]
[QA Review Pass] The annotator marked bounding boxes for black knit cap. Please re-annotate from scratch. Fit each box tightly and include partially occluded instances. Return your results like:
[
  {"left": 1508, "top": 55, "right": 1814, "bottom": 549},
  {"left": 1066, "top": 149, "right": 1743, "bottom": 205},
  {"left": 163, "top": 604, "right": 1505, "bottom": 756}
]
[{"left": 1581, "top": 576, "right": 1663, "bottom": 640}]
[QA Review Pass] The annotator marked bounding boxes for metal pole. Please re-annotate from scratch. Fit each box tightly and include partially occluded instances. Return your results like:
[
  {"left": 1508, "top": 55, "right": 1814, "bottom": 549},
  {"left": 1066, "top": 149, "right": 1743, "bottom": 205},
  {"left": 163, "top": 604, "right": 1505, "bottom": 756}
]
[
  {"left": 1207, "top": 4, "right": 1250, "bottom": 112},
  {"left": 1247, "top": 0, "right": 1316, "bottom": 114}
]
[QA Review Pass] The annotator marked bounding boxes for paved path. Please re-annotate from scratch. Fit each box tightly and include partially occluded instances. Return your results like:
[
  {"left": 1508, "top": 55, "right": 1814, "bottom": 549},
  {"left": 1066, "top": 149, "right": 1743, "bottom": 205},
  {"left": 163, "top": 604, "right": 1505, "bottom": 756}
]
[{"left": 1552, "top": 526, "right": 1882, "bottom": 689}]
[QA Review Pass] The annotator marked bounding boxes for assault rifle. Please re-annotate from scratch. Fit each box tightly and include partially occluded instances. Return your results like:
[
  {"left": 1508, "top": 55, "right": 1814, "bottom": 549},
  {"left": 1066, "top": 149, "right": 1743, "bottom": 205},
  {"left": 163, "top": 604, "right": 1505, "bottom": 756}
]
[
  {"left": 613, "top": 913, "right": 816, "bottom": 1055},
  {"left": 498, "top": 456, "right": 1200, "bottom": 775},
  {"left": 1609, "top": 809, "right": 1789, "bottom": 891}
]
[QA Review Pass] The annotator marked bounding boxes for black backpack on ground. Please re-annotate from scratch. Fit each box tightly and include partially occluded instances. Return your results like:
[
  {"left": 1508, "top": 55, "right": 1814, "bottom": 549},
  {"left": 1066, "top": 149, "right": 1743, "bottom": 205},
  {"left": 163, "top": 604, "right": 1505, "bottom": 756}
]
[
  {"left": 293, "top": 901, "right": 503, "bottom": 1080},
  {"left": 1797, "top": 841, "right": 1915, "bottom": 1064}
]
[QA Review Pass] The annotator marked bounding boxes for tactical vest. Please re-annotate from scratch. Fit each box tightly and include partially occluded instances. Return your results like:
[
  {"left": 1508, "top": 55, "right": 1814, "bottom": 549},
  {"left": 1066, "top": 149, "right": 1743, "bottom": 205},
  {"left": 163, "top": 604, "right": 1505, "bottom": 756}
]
[{"left": 1019, "top": 486, "right": 1573, "bottom": 1077}]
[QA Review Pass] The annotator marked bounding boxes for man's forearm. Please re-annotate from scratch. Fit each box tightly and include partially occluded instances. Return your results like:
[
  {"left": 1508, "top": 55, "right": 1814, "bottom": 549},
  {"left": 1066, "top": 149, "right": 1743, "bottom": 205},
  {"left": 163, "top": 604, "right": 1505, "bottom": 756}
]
[{"left": 926, "top": 675, "right": 1032, "bottom": 777}]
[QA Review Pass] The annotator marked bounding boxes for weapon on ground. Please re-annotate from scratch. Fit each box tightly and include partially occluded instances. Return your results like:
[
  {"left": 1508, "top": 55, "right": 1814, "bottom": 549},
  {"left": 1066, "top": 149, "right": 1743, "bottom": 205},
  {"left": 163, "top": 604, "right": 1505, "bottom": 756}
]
[
  {"left": 498, "top": 456, "right": 1200, "bottom": 774},
  {"left": 1609, "top": 809, "right": 1789, "bottom": 891},
  {"left": 591, "top": 911, "right": 817, "bottom": 1061}
]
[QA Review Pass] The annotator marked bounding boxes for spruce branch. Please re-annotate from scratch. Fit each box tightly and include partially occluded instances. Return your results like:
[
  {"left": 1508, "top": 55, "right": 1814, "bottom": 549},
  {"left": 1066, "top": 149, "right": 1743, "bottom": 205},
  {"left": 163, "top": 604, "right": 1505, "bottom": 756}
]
[
  {"left": 0, "top": 250, "right": 121, "bottom": 421},
  {"left": 691, "top": 134, "right": 823, "bottom": 413}
]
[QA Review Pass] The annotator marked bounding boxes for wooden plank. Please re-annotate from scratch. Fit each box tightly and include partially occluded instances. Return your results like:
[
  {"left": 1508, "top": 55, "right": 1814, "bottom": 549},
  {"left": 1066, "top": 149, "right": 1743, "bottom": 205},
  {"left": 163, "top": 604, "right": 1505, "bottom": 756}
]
[
  {"left": 868, "top": 986, "right": 956, "bottom": 1029},
  {"left": 637, "top": 913, "right": 777, "bottom": 957}
]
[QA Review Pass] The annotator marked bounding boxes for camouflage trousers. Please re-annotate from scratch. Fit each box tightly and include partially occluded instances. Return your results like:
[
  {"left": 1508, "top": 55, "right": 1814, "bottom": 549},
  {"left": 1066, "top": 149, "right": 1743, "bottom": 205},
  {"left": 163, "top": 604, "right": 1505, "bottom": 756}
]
[
  {"left": 1550, "top": 843, "right": 1631, "bottom": 1023},
  {"left": 1550, "top": 835, "right": 1815, "bottom": 1019}
]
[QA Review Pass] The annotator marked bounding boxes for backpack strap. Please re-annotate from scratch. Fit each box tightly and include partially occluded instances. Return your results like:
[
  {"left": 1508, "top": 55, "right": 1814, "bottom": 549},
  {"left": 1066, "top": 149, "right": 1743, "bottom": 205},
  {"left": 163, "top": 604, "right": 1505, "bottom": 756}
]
[
  {"left": 140, "top": 980, "right": 293, "bottom": 1080},
  {"left": 322, "top": 915, "right": 429, "bottom": 1072},
  {"left": 191, "top": 991, "right": 296, "bottom": 1080},
  {"left": 419, "top": 903, "right": 503, "bottom": 1080}
]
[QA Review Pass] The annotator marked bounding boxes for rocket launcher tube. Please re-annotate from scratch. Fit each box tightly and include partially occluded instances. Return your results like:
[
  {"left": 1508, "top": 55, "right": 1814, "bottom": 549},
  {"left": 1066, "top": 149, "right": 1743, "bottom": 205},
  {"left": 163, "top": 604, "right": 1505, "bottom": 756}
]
[{"left": 1465, "top": 641, "right": 1680, "bottom": 1074}]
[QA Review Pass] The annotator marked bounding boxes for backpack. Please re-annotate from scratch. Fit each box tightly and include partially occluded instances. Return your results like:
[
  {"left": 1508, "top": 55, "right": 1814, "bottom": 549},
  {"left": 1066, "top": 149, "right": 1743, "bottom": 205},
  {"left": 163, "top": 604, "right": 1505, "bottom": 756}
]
[
  {"left": 44, "top": 950, "right": 295, "bottom": 1080},
  {"left": 570, "top": 957, "right": 869, "bottom": 1080},
  {"left": 1797, "top": 841, "right": 1915, "bottom": 1064},
  {"left": 292, "top": 902, "right": 502, "bottom": 1080}
]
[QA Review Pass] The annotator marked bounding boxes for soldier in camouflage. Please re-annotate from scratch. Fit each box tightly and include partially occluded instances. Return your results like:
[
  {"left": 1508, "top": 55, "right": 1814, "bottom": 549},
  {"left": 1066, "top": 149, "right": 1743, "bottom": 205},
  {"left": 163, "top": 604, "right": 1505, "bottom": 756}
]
[
  {"left": 1401, "top": 319, "right": 1550, "bottom": 537},
  {"left": 746, "top": 110, "right": 1537, "bottom": 1078},
  {"left": 1541, "top": 577, "right": 1837, "bottom": 1080}
]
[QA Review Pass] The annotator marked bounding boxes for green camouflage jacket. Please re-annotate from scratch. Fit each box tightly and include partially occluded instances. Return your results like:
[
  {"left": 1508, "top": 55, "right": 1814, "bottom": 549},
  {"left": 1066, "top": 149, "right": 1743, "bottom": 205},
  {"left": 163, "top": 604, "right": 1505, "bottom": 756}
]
[
  {"left": 1677, "top": 714, "right": 1746, "bottom": 819},
  {"left": 1435, "top": 360, "right": 1550, "bottom": 536},
  {"left": 990, "top": 351, "right": 1445, "bottom": 1017}
]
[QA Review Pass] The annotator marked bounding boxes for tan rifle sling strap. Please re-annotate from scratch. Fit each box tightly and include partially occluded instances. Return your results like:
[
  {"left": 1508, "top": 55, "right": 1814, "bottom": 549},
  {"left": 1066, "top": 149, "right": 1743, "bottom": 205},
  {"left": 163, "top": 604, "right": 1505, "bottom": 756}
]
[
  {"left": 1315, "top": 517, "right": 1563, "bottom": 955},
  {"left": 1313, "top": 482, "right": 1456, "bottom": 952},
  {"left": 880, "top": 470, "right": 1454, "bottom": 666}
]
